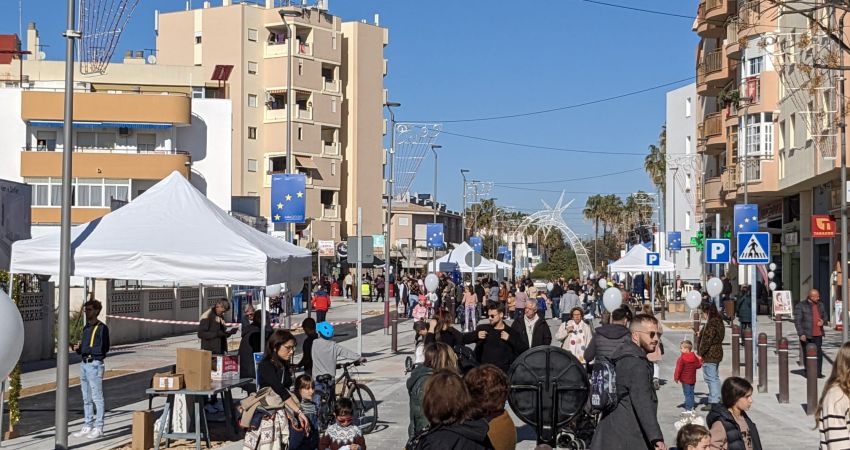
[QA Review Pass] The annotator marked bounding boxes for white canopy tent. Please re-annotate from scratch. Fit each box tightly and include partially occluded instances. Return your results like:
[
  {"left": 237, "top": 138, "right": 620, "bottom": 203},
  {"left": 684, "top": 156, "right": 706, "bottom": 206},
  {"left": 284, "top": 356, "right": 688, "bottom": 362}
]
[
  {"left": 427, "top": 242, "right": 498, "bottom": 273},
  {"left": 10, "top": 171, "right": 311, "bottom": 287},
  {"left": 608, "top": 244, "right": 675, "bottom": 273}
]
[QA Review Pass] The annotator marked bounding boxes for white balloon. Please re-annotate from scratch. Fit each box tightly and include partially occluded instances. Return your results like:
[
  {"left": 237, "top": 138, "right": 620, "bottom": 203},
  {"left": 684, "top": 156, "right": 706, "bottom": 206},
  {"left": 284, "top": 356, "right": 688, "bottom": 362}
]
[
  {"left": 546, "top": 282, "right": 554, "bottom": 292},
  {"left": 767, "top": 272, "right": 775, "bottom": 280},
  {"left": 685, "top": 290, "right": 702, "bottom": 310},
  {"left": 769, "top": 263, "right": 777, "bottom": 271},
  {"left": 582, "top": 271, "right": 588, "bottom": 277},
  {"left": 769, "top": 282, "right": 777, "bottom": 291},
  {"left": 0, "top": 290, "right": 24, "bottom": 380},
  {"left": 706, "top": 277, "right": 723, "bottom": 297},
  {"left": 424, "top": 274, "right": 439, "bottom": 292},
  {"left": 598, "top": 278, "right": 608, "bottom": 290},
  {"left": 266, "top": 283, "right": 282, "bottom": 297},
  {"left": 603, "top": 287, "right": 623, "bottom": 312}
]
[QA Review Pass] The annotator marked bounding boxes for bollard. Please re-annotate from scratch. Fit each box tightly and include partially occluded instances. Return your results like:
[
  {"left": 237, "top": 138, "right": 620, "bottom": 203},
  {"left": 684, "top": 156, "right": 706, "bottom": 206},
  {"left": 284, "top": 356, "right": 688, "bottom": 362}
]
[
  {"left": 744, "top": 329, "right": 753, "bottom": 383},
  {"left": 758, "top": 333, "right": 768, "bottom": 393},
  {"left": 731, "top": 325, "right": 741, "bottom": 377},
  {"left": 774, "top": 315, "right": 783, "bottom": 353},
  {"left": 806, "top": 343, "right": 818, "bottom": 415},
  {"left": 391, "top": 309, "right": 398, "bottom": 353},
  {"left": 693, "top": 312, "right": 701, "bottom": 352},
  {"left": 778, "top": 337, "right": 789, "bottom": 403}
]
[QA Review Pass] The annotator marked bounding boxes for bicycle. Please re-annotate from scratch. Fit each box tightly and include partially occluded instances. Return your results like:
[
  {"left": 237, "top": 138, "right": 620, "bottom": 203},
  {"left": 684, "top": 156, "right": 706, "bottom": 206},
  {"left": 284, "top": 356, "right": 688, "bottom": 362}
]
[{"left": 315, "top": 360, "right": 378, "bottom": 434}]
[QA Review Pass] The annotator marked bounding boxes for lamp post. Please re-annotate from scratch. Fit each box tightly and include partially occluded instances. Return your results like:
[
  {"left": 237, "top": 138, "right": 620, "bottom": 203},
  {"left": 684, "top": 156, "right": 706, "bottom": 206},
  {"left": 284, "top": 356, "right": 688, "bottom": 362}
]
[
  {"left": 384, "top": 101, "right": 400, "bottom": 352},
  {"left": 430, "top": 145, "right": 441, "bottom": 273},
  {"left": 279, "top": 7, "right": 302, "bottom": 245},
  {"left": 461, "top": 169, "right": 469, "bottom": 241}
]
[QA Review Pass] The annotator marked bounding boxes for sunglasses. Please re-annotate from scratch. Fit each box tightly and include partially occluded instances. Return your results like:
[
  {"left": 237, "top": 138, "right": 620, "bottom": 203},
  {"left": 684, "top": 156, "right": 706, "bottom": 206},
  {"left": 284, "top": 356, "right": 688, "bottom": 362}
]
[{"left": 636, "top": 330, "right": 662, "bottom": 339}]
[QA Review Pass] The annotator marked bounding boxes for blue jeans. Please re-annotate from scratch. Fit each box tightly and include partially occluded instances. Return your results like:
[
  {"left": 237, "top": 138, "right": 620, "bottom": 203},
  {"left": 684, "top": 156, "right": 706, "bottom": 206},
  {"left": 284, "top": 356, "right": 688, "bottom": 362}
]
[
  {"left": 292, "top": 294, "right": 304, "bottom": 314},
  {"left": 703, "top": 362, "right": 721, "bottom": 405},
  {"left": 551, "top": 297, "right": 561, "bottom": 320},
  {"left": 682, "top": 383, "right": 695, "bottom": 411},
  {"left": 409, "top": 295, "right": 419, "bottom": 313},
  {"left": 80, "top": 360, "right": 105, "bottom": 428}
]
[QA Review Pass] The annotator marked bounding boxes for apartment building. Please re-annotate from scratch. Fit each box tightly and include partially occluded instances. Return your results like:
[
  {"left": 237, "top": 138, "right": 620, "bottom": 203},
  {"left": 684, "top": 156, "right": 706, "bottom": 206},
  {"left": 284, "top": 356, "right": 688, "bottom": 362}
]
[
  {"left": 155, "top": 0, "right": 387, "bottom": 246},
  {"left": 389, "top": 195, "right": 463, "bottom": 270},
  {"left": 0, "top": 26, "right": 233, "bottom": 234},
  {"left": 665, "top": 83, "right": 703, "bottom": 282}
]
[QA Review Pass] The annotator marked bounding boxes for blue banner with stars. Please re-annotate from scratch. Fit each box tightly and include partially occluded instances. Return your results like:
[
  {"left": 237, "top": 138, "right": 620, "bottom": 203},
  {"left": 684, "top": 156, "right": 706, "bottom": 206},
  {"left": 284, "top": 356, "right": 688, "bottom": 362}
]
[
  {"left": 426, "top": 223, "right": 444, "bottom": 248},
  {"left": 667, "top": 231, "right": 681, "bottom": 251},
  {"left": 734, "top": 204, "right": 759, "bottom": 233},
  {"left": 271, "top": 173, "right": 306, "bottom": 223}
]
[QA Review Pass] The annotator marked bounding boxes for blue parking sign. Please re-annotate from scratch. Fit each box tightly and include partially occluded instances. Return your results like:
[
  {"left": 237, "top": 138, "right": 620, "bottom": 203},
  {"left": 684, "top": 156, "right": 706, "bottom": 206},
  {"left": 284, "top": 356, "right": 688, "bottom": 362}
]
[
  {"left": 646, "top": 252, "right": 660, "bottom": 266},
  {"left": 705, "top": 239, "right": 731, "bottom": 264},
  {"left": 737, "top": 232, "right": 770, "bottom": 264}
]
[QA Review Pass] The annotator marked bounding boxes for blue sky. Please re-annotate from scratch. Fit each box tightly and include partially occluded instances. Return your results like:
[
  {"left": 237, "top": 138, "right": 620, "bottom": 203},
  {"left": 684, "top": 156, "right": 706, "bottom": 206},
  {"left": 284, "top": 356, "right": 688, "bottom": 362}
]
[{"left": 2, "top": 0, "right": 698, "bottom": 235}]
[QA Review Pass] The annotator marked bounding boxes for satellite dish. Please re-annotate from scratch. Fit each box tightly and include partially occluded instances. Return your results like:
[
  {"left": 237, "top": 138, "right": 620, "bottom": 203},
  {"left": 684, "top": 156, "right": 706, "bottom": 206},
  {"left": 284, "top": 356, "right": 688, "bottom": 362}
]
[
  {"left": 38, "top": 51, "right": 46, "bottom": 60},
  {"left": 147, "top": 54, "right": 157, "bottom": 64}
]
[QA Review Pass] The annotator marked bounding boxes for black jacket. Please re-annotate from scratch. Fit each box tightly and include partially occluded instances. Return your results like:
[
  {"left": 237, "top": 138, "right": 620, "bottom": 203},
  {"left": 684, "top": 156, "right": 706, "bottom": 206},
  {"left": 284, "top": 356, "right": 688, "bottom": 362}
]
[
  {"left": 237, "top": 323, "right": 270, "bottom": 382},
  {"left": 257, "top": 359, "right": 293, "bottom": 401},
  {"left": 794, "top": 298, "right": 827, "bottom": 339},
  {"left": 297, "top": 334, "right": 317, "bottom": 376},
  {"left": 583, "top": 324, "right": 630, "bottom": 363},
  {"left": 590, "top": 340, "right": 663, "bottom": 450},
  {"left": 510, "top": 316, "right": 551, "bottom": 349},
  {"left": 413, "top": 419, "right": 492, "bottom": 450},
  {"left": 706, "top": 403, "right": 762, "bottom": 450},
  {"left": 407, "top": 365, "right": 433, "bottom": 438},
  {"left": 550, "top": 283, "right": 564, "bottom": 299},
  {"left": 471, "top": 324, "right": 525, "bottom": 373},
  {"left": 78, "top": 320, "right": 110, "bottom": 361},
  {"left": 424, "top": 327, "right": 465, "bottom": 348},
  {"left": 198, "top": 309, "right": 229, "bottom": 355}
]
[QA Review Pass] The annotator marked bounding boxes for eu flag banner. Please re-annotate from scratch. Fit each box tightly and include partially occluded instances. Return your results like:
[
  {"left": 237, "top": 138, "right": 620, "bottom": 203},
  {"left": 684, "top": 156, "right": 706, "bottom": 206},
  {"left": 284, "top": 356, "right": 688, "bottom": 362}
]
[
  {"left": 667, "top": 231, "right": 681, "bottom": 251},
  {"left": 271, "top": 173, "right": 306, "bottom": 223},
  {"left": 469, "top": 236, "right": 482, "bottom": 253},
  {"left": 497, "top": 245, "right": 508, "bottom": 255},
  {"left": 426, "top": 223, "right": 444, "bottom": 248},
  {"left": 734, "top": 204, "right": 758, "bottom": 233}
]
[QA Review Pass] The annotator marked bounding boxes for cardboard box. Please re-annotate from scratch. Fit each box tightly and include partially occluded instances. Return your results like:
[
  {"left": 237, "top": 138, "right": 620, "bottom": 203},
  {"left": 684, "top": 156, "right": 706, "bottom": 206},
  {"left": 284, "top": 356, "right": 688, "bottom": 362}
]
[
  {"left": 152, "top": 372, "right": 184, "bottom": 391},
  {"left": 131, "top": 410, "right": 154, "bottom": 450},
  {"left": 211, "top": 354, "right": 239, "bottom": 380},
  {"left": 176, "top": 348, "right": 212, "bottom": 391}
]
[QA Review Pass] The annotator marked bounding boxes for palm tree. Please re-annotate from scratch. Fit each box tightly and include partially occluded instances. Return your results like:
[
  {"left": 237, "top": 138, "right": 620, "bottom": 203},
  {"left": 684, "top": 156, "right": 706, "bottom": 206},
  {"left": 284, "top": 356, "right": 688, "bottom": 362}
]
[{"left": 583, "top": 195, "right": 603, "bottom": 270}]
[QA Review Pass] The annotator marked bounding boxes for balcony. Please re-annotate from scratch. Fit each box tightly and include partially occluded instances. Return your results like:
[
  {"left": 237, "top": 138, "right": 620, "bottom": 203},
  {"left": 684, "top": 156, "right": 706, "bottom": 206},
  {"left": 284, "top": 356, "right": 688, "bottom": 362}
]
[
  {"left": 322, "top": 141, "right": 340, "bottom": 156},
  {"left": 721, "top": 166, "right": 738, "bottom": 200},
  {"left": 696, "top": 2, "right": 726, "bottom": 38},
  {"left": 263, "top": 106, "right": 313, "bottom": 123},
  {"left": 322, "top": 204, "right": 339, "bottom": 219},
  {"left": 21, "top": 90, "right": 191, "bottom": 125},
  {"left": 705, "top": 0, "right": 736, "bottom": 25},
  {"left": 726, "top": 19, "right": 743, "bottom": 59},
  {"left": 699, "top": 113, "right": 726, "bottom": 154},
  {"left": 322, "top": 79, "right": 340, "bottom": 93},
  {"left": 263, "top": 40, "right": 313, "bottom": 59},
  {"left": 703, "top": 176, "right": 725, "bottom": 210},
  {"left": 20, "top": 149, "right": 191, "bottom": 180}
]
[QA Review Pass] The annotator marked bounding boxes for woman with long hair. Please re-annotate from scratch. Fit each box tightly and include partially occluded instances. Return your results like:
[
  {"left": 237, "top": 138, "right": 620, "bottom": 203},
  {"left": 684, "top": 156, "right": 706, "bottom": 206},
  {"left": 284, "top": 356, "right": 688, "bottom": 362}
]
[
  {"left": 817, "top": 342, "right": 850, "bottom": 449},
  {"left": 257, "top": 329, "right": 310, "bottom": 430},
  {"left": 698, "top": 302, "right": 725, "bottom": 410},
  {"left": 465, "top": 364, "right": 516, "bottom": 450},
  {"left": 407, "top": 342, "right": 458, "bottom": 438},
  {"left": 463, "top": 284, "right": 478, "bottom": 332},
  {"left": 706, "top": 376, "right": 762, "bottom": 450}
]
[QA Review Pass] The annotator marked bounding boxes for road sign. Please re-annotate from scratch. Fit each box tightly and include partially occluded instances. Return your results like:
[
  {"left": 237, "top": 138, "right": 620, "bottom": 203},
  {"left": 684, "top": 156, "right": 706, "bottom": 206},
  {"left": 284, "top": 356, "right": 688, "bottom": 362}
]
[
  {"left": 737, "top": 232, "right": 770, "bottom": 264},
  {"left": 465, "top": 252, "right": 483, "bottom": 268},
  {"left": 705, "top": 238, "right": 731, "bottom": 264},
  {"left": 347, "top": 236, "right": 374, "bottom": 264},
  {"left": 336, "top": 242, "right": 348, "bottom": 258},
  {"left": 646, "top": 252, "right": 660, "bottom": 266}
]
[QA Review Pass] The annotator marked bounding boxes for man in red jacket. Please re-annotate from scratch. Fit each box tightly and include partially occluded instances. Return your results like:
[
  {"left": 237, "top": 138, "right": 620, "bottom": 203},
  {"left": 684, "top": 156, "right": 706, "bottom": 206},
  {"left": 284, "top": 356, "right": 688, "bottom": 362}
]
[
  {"left": 313, "top": 288, "right": 331, "bottom": 323},
  {"left": 674, "top": 339, "right": 702, "bottom": 412}
]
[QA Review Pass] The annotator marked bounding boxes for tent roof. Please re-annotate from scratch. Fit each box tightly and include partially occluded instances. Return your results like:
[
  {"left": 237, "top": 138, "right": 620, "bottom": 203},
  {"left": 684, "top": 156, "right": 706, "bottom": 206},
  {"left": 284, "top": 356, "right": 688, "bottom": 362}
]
[
  {"left": 11, "top": 172, "right": 311, "bottom": 287},
  {"left": 427, "top": 242, "right": 498, "bottom": 273},
  {"left": 608, "top": 244, "right": 675, "bottom": 273}
]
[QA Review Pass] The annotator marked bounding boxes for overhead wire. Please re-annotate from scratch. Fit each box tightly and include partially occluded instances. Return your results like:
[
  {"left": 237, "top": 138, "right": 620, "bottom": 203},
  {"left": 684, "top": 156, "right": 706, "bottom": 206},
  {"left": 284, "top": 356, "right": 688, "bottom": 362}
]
[
  {"left": 497, "top": 167, "right": 646, "bottom": 185},
  {"left": 436, "top": 129, "right": 648, "bottom": 156}
]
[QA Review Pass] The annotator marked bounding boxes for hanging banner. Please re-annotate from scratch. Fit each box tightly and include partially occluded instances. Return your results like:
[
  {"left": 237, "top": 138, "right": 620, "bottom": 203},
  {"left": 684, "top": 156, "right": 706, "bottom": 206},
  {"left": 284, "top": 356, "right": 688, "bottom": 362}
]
[
  {"left": 271, "top": 173, "right": 306, "bottom": 223},
  {"left": 667, "top": 232, "right": 681, "bottom": 251},
  {"left": 318, "top": 240, "right": 335, "bottom": 257},
  {"left": 426, "top": 223, "right": 444, "bottom": 248},
  {"left": 734, "top": 204, "right": 759, "bottom": 233},
  {"left": 469, "top": 236, "right": 482, "bottom": 253}
]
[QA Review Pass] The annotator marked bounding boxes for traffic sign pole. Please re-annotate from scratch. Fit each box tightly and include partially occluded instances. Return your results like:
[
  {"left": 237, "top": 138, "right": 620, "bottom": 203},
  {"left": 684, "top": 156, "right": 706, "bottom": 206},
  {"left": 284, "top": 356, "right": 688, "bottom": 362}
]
[
  {"left": 738, "top": 231, "right": 769, "bottom": 369},
  {"left": 646, "top": 253, "right": 660, "bottom": 312}
]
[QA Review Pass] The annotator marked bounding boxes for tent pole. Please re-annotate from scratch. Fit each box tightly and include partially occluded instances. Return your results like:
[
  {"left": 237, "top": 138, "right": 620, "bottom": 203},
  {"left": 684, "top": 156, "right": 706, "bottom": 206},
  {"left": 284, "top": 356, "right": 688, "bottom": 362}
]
[
  {"left": 261, "top": 288, "right": 266, "bottom": 356},
  {"left": 357, "top": 207, "right": 363, "bottom": 356}
]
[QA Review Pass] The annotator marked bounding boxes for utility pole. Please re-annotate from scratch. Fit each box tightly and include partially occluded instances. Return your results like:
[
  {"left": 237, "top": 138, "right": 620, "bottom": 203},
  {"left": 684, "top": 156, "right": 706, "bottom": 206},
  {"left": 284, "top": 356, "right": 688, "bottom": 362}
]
[
  {"left": 384, "top": 101, "right": 400, "bottom": 352},
  {"left": 840, "top": 12, "right": 849, "bottom": 342},
  {"left": 280, "top": 8, "right": 302, "bottom": 244},
  {"left": 461, "top": 169, "right": 469, "bottom": 241},
  {"left": 430, "top": 145, "right": 441, "bottom": 273},
  {"left": 740, "top": 96, "right": 758, "bottom": 366}
]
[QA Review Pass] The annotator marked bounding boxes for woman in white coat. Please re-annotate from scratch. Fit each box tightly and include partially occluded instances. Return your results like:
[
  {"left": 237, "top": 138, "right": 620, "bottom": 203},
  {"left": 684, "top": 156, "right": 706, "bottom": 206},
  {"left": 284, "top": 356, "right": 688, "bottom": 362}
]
[{"left": 556, "top": 306, "right": 593, "bottom": 363}]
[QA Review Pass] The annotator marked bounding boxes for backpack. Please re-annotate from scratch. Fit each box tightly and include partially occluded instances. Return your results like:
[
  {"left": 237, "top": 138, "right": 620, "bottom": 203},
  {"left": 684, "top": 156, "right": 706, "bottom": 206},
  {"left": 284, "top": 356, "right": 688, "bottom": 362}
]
[
  {"left": 453, "top": 344, "right": 478, "bottom": 374},
  {"left": 589, "top": 355, "right": 621, "bottom": 414}
]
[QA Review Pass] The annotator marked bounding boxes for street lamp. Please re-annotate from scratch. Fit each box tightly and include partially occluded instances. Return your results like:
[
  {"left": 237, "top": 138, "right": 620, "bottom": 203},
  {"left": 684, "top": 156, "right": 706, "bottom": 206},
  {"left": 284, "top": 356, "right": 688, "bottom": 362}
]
[
  {"left": 430, "top": 145, "right": 442, "bottom": 274},
  {"left": 384, "top": 100, "right": 400, "bottom": 352},
  {"left": 279, "top": 6, "right": 302, "bottom": 247},
  {"left": 460, "top": 169, "right": 470, "bottom": 241}
]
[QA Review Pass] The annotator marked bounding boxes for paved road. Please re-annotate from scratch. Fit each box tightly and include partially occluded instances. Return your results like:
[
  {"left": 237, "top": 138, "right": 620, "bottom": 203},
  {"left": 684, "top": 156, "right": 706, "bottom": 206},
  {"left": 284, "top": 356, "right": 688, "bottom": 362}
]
[{"left": 12, "top": 313, "right": 399, "bottom": 436}]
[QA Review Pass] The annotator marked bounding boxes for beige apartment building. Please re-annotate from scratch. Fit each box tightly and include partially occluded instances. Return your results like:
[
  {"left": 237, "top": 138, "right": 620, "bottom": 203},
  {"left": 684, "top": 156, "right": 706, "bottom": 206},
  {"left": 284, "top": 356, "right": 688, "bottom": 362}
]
[
  {"left": 155, "top": 0, "right": 388, "bottom": 246},
  {"left": 694, "top": 0, "right": 850, "bottom": 305}
]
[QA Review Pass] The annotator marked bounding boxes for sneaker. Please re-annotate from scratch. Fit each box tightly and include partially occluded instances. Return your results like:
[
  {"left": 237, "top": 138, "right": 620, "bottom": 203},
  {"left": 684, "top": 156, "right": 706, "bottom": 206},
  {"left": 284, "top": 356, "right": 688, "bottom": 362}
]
[
  {"left": 71, "top": 426, "right": 92, "bottom": 438},
  {"left": 86, "top": 428, "right": 103, "bottom": 439}
]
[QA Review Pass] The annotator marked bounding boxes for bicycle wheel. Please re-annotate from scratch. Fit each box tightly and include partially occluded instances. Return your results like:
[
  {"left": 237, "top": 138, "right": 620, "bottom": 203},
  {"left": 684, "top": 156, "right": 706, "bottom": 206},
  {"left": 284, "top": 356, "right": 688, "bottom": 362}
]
[{"left": 348, "top": 383, "right": 378, "bottom": 434}]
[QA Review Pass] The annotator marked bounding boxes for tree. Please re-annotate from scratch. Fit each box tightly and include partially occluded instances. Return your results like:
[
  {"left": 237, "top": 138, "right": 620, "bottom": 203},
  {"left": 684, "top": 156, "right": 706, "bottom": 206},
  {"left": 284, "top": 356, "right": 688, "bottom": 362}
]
[{"left": 583, "top": 195, "right": 603, "bottom": 269}]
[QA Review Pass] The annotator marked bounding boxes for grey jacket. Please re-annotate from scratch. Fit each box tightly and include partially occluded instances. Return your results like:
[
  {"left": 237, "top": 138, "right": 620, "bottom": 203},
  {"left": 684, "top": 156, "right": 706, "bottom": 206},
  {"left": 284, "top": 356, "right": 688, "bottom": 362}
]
[
  {"left": 589, "top": 340, "right": 663, "bottom": 450},
  {"left": 311, "top": 337, "right": 360, "bottom": 379},
  {"left": 559, "top": 291, "right": 581, "bottom": 316},
  {"left": 794, "top": 298, "right": 827, "bottom": 339}
]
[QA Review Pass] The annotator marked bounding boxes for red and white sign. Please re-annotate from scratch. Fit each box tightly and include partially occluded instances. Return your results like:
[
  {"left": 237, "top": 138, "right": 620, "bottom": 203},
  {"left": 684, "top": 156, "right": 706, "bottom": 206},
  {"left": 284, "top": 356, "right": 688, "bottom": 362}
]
[
  {"left": 812, "top": 215, "right": 836, "bottom": 238},
  {"left": 318, "top": 240, "right": 335, "bottom": 257}
]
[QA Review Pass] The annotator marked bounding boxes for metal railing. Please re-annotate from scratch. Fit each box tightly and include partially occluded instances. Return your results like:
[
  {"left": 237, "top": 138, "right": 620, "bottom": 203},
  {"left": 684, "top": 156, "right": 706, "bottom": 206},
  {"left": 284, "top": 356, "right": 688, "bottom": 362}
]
[{"left": 22, "top": 146, "right": 189, "bottom": 155}]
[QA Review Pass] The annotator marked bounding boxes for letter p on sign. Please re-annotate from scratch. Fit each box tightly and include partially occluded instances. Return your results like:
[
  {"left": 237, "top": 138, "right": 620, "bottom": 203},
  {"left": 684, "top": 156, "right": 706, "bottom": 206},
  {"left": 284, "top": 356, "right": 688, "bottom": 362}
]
[
  {"left": 705, "top": 238, "right": 731, "bottom": 264},
  {"left": 646, "top": 252, "right": 660, "bottom": 266}
]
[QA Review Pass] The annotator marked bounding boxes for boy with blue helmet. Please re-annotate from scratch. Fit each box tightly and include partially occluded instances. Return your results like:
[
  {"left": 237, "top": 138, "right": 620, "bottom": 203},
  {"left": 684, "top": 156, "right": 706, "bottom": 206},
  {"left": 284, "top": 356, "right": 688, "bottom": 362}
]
[{"left": 312, "top": 322, "right": 364, "bottom": 380}]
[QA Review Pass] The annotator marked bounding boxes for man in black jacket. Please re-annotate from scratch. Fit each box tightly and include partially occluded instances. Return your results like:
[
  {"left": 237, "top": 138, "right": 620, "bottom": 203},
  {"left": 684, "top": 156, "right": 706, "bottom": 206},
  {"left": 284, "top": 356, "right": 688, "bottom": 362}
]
[
  {"left": 590, "top": 314, "right": 665, "bottom": 450},
  {"left": 550, "top": 279, "right": 565, "bottom": 320},
  {"left": 199, "top": 299, "right": 238, "bottom": 354},
  {"left": 467, "top": 302, "right": 525, "bottom": 373},
  {"left": 795, "top": 289, "right": 827, "bottom": 377},
  {"left": 72, "top": 299, "right": 111, "bottom": 439},
  {"left": 584, "top": 305, "right": 632, "bottom": 363},
  {"left": 511, "top": 301, "right": 551, "bottom": 350}
]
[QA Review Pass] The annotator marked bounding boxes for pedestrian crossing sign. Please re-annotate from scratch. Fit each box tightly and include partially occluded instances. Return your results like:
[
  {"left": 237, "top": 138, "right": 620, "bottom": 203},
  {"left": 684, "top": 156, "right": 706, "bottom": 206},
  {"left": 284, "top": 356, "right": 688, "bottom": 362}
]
[{"left": 737, "top": 232, "right": 770, "bottom": 264}]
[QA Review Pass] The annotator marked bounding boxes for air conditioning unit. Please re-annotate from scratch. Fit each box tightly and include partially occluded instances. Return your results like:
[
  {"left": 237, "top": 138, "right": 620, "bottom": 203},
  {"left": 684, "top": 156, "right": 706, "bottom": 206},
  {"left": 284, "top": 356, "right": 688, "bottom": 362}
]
[{"left": 118, "top": 127, "right": 131, "bottom": 136}]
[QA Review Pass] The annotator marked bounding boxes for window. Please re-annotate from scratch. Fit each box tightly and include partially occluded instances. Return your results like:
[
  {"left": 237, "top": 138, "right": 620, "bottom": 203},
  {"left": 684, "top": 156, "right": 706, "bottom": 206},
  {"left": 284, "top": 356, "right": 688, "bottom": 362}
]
[
  {"left": 790, "top": 114, "right": 797, "bottom": 148},
  {"left": 331, "top": 98, "right": 337, "bottom": 113},
  {"left": 137, "top": 133, "right": 156, "bottom": 152},
  {"left": 746, "top": 56, "right": 763, "bottom": 77},
  {"left": 248, "top": 28, "right": 258, "bottom": 42},
  {"left": 807, "top": 101, "right": 814, "bottom": 141},
  {"left": 686, "top": 249, "right": 692, "bottom": 269},
  {"left": 77, "top": 132, "right": 116, "bottom": 149},
  {"left": 331, "top": 161, "right": 336, "bottom": 175},
  {"left": 744, "top": 112, "right": 774, "bottom": 157},
  {"left": 192, "top": 87, "right": 204, "bottom": 99},
  {"left": 779, "top": 150, "right": 786, "bottom": 178},
  {"left": 298, "top": 63, "right": 303, "bottom": 76},
  {"left": 248, "top": 126, "right": 257, "bottom": 139},
  {"left": 320, "top": 190, "right": 334, "bottom": 206},
  {"left": 685, "top": 173, "right": 692, "bottom": 191},
  {"left": 104, "top": 179, "right": 129, "bottom": 202},
  {"left": 27, "top": 178, "right": 49, "bottom": 206},
  {"left": 399, "top": 217, "right": 409, "bottom": 226},
  {"left": 685, "top": 211, "right": 692, "bottom": 231},
  {"left": 248, "top": 159, "right": 258, "bottom": 172},
  {"left": 195, "top": 35, "right": 202, "bottom": 44},
  {"left": 778, "top": 120, "right": 785, "bottom": 149},
  {"left": 36, "top": 131, "right": 57, "bottom": 151},
  {"left": 685, "top": 97, "right": 692, "bottom": 117},
  {"left": 248, "top": 94, "right": 258, "bottom": 108},
  {"left": 270, "top": 156, "right": 286, "bottom": 173},
  {"left": 297, "top": 126, "right": 303, "bottom": 141},
  {"left": 685, "top": 136, "right": 691, "bottom": 155},
  {"left": 332, "top": 33, "right": 337, "bottom": 50},
  {"left": 248, "top": 61, "right": 258, "bottom": 75},
  {"left": 76, "top": 180, "right": 103, "bottom": 207},
  {"left": 26, "top": 177, "right": 129, "bottom": 207}
]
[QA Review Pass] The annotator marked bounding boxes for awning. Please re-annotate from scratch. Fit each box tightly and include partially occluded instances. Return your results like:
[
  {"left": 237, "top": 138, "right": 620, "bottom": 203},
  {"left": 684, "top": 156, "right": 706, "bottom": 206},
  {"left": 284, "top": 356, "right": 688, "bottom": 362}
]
[
  {"left": 296, "top": 156, "right": 318, "bottom": 169},
  {"left": 29, "top": 121, "right": 172, "bottom": 130},
  {"left": 267, "top": 88, "right": 287, "bottom": 95}
]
